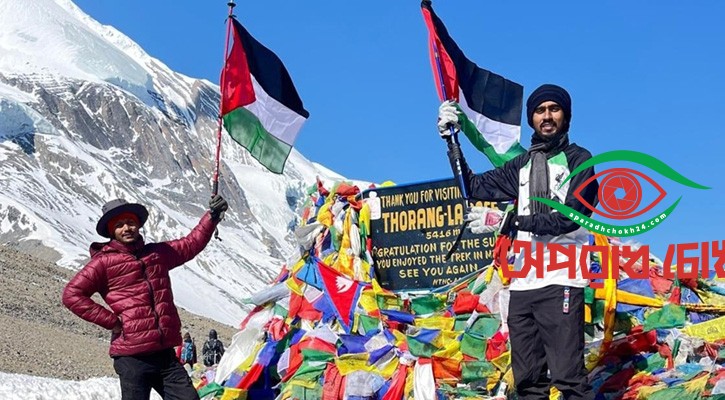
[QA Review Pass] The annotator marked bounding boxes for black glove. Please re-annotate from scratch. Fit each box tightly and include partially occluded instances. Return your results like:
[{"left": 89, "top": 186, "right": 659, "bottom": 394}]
[
  {"left": 446, "top": 142, "right": 472, "bottom": 197},
  {"left": 500, "top": 212, "right": 518, "bottom": 237},
  {"left": 209, "top": 195, "right": 228, "bottom": 220}
]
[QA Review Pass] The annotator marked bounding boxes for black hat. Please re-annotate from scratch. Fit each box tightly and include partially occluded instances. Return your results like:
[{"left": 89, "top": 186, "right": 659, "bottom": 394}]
[
  {"left": 526, "top": 84, "right": 572, "bottom": 129},
  {"left": 95, "top": 199, "right": 149, "bottom": 238}
]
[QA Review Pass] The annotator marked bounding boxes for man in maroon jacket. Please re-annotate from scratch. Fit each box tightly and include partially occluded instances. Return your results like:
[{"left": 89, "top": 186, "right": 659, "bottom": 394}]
[{"left": 63, "top": 195, "right": 228, "bottom": 400}]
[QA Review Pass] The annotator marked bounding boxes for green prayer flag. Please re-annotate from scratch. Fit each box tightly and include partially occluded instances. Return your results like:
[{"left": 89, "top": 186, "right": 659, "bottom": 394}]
[
  {"left": 467, "top": 314, "right": 500, "bottom": 338},
  {"left": 411, "top": 294, "right": 446, "bottom": 315},
  {"left": 301, "top": 348, "right": 335, "bottom": 362},
  {"left": 291, "top": 350, "right": 331, "bottom": 381},
  {"left": 273, "top": 303, "right": 289, "bottom": 318},
  {"left": 454, "top": 314, "right": 472, "bottom": 332},
  {"left": 461, "top": 333, "right": 487, "bottom": 360},
  {"left": 470, "top": 280, "right": 487, "bottom": 295},
  {"left": 358, "top": 314, "right": 381, "bottom": 334},
  {"left": 589, "top": 299, "right": 605, "bottom": 324},
  {"left": 461, "top": 360, "right": 496, "bottom": 383},
  {"left": 646, "top": 386, "right": 699, "bottom": 400},
  {"left": 330, "top": 226, "right": 341, "bottom": 251},
  {"left": 197, "top": 382, "right": 224, "bottom": 398},
  {"left": 376, "top": 294, "right": 402, "bottom": 311},
  {"left": 644, "top": 304, "right": 686, "bottom": 331},
  {"left": 290, "top": 385, "right": 324, "bottom": 400},
  {"left": 407, "top": 337, "right": 438, "bottom": 358},
  {"left": 634, "top": 352, "right": 666, "bottom": 373}
]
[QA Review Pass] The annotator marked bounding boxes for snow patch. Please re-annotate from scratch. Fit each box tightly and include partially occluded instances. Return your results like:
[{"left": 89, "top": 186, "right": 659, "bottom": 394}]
[{"left": 0, "top": 371, "right": 161, "bottom": 400}]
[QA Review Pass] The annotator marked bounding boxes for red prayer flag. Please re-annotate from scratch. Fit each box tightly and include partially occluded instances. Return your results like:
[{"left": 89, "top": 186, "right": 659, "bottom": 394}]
[{"left": 316, "top": 260, "right": 365, "bottom": 331}]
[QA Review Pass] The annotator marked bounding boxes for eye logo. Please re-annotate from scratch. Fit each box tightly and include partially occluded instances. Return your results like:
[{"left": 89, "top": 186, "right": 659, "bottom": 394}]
[
  {"left": 531, "top": 150, "right": 709, "bottom": 236},
  {"left": 574, "top": 167, "right": 666, "bottom": 220}
]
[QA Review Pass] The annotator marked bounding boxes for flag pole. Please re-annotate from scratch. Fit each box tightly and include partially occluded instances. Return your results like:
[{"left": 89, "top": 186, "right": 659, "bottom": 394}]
[
  {"left": 430, "top": 38, "right": 469, "bottom": 201},
  {"left": 212, "top": 0, "right": 237, "bottom": 197},
  {"left": 430, "top": 34, "right": 471, "bottom": 260}
]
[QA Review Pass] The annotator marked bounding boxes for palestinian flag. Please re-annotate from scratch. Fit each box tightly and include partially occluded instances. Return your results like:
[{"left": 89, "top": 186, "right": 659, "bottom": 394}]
[
  {"left": 221, "top": 18, "right": 309, "bottom": 174},
  {"left": 421, "top": 1, "right": 525, "bottom": 167}
]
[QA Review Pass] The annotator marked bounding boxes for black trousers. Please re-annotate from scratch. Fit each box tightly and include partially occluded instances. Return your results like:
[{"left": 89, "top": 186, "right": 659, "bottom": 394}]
[
  {"left": 508, "top": 285, "right": 593, "bottom": 400},
  {"left": 113, "top": 348, "right": 200, "bottom": 400}
]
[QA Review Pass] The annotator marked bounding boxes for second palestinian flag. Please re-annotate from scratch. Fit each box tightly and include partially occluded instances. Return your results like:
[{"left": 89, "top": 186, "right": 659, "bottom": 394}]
[
  {"left": 221, "top": 18, "right": 309, "bottom": 174},
  {"left": 421, "top": 1, "right": 525, "bottom": 167}
]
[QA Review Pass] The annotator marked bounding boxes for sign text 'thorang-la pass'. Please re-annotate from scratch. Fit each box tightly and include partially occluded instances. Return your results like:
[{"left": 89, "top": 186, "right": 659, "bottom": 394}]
[{"left": 364, "top": 178, "right": 506, "bottom": 291}]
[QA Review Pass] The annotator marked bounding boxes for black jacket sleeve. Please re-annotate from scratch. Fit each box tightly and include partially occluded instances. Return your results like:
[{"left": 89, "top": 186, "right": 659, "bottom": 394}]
[
  {"left": 447, "top": 141, "right": 522, "bottom": 201},
  {"left": 515, "top": 145, "right": 599, "bottom": 236}
]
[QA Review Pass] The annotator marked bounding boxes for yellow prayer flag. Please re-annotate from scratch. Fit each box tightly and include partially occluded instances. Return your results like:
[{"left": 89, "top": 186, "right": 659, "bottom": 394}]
[
  {"left": 432, "top": 332, "right": 462, "bottom": 360},
  {"left": 391, "top": 329, "right": 407, "bottom": 348},
  {"left": 285, "top": 278, "right": 304, "bottom": 296},
  {"left": 359, "top": 203, "right": 371, "bottom": 236},
  {"left": 682, "top": 315, "right": 725, "bottom": 342},
  {"left": 491, "top": 351, "right": 510, "bottom": 372},
  {"left": 636, "top": 383, "right": 667, "bottom": 398},
  {"left": 322, "top": 253, "right": 336, "bottom": 268},
  {"left": 220, "top": 388, "right": 246, "bottom": 400},
  {"left": 335, "top": 353, "right": 373, "bottom": 376},
  {"left": 333, "top": 210, "right": 354, "bottom": 276},
  {"left": 485, "top": 371, "right": 501, "bottom": 392},
  {"left": 238, "top": 342, "right": 264, "bottom": 372},
  {"left": 358, "top": 289, "right": 380, "bottom": 314},
  {"left": 416, "top": 316, "right": 455, "bottom": 331},
  {"left": 375, "top": 356, "right": 400, "bottom": 380},
  {"left": 683, "top": 373, "right": 709, "bottom": 392},
  {"left": 286, "top": 379, "right": 319, "bottom": 390},
  {"left": 431, "top": 330, "right": 461, "bottom": 353},
  {"left": 317, "top": 203, "right": 333, "bottom": 227}
]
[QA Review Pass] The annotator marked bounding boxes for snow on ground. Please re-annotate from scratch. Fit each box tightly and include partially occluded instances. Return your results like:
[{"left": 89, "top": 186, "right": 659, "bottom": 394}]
[{"left": 0, "top": 372, "right": 161, "bottom": 400}]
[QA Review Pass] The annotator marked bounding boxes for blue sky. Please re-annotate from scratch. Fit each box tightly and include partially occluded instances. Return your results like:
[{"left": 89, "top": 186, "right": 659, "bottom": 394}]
[{"left": 74, "top": 0, "right": 724, "bottom": 258}]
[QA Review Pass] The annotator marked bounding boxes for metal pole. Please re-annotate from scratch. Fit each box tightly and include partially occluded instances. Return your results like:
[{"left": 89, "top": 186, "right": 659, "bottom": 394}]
[
  {"left": 430, "top": 37, "right": 469, "bottom": 200},
  {"left": 430, "top": 37, "right": 471, "bottom": 260},
  {"left": 212, "top": 1, "right": 237, "bottom": 196}
]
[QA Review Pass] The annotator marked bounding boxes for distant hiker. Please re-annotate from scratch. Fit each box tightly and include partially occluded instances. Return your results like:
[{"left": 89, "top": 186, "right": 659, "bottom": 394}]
[
  {"left": 176, "top": 332, "right": 197, "bottom": 368},
  {"left": 437, "top": 84, "right": 598, "bottom": 400},
  {"left": 62, "top": 195, "right": 229, "bottom": 400},
  {"left": 202, "top": 329, "right": 225, "bottom": 367}
]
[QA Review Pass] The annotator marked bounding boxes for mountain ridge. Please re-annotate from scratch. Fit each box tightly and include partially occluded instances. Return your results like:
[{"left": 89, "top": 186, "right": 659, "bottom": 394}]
[{"left": 0, "top": 0, "right": 353, "bottom": 325}]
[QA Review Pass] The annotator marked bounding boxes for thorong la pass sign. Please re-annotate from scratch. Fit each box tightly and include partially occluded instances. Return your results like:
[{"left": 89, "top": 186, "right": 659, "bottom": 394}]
[{"left": 364, "top": 179, "right": 506, "bottom": 291}]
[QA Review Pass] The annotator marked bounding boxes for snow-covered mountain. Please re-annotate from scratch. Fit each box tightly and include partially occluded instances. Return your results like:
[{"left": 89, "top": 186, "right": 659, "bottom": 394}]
[{"left": 0, "top": 0, "right": 346, "bottom": 325}]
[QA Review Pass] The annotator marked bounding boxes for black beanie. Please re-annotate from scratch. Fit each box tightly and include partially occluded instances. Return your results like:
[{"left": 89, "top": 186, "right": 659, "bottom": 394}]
[{"left": 526, "top": 84, "right": 572, "bottom": 129}]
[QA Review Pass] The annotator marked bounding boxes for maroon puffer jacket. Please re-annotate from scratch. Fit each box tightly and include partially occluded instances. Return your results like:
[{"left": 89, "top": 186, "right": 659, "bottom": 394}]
[{"left": 62, "top": 212, "right": 217, "bottom": 357}]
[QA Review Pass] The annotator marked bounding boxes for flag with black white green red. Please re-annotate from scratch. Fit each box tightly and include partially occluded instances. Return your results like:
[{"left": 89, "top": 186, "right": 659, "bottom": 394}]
[
  {"left": 221, "top": 17, "right": 309, "bottom": 174},
  {"left": 421, "top": 1, "right": 525, "bottom": 167}
]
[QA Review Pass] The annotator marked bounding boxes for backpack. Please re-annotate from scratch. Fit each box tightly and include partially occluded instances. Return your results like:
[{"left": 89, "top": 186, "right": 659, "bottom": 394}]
[{"left": 180, "top": 341, "right": 194, "bottom": 364}]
